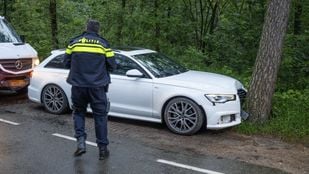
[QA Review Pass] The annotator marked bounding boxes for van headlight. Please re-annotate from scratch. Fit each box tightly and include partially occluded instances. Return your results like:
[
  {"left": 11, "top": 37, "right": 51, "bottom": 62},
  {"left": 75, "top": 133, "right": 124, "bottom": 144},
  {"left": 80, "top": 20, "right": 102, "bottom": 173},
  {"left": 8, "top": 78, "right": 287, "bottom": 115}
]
[
  {"left": 32, "top": 57, "right": 40, "bottom": 67},
  {"left": 205, "top": 94, "right": 236, "bottom": 104}
]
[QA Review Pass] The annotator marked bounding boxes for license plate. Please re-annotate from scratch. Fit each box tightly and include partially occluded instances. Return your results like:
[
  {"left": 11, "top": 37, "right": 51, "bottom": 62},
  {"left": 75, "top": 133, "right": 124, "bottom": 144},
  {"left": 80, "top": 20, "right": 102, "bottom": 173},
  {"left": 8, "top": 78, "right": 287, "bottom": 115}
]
[{"left": 8, "top": 80, "right": 28, "bottom": 87}]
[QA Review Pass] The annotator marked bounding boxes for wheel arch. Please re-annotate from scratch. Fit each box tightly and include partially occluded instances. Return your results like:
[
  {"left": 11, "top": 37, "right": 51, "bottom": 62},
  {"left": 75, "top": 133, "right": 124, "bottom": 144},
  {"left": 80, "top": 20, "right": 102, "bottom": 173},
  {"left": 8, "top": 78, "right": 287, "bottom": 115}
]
[
  {"left": 160, "top": 95, "right": 207, "bottom": 127},
  {"left": 40, "top": 83, "right": 70, "bottom": 114},
  {"left": 40, "top": 83, "right": 69, "bottom": 103}
]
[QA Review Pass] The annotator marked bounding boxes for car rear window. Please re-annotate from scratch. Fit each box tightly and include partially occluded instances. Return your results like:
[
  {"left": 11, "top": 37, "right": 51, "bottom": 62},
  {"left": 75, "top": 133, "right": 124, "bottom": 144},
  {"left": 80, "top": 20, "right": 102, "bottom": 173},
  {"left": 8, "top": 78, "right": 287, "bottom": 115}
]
[{"left": 45, "top": 54, "right": 67, "bottom": 69}]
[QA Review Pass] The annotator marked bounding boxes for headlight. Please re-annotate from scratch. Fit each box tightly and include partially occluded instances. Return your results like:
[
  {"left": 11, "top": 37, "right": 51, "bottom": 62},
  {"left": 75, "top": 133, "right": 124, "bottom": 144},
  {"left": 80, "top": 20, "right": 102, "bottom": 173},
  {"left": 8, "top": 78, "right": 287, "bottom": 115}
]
[
  {"left": 32, "top": 57, "right": 40, "bottom": 67},
  {"left": 205, "top": 94, "right": 236, "bottom": 104}
]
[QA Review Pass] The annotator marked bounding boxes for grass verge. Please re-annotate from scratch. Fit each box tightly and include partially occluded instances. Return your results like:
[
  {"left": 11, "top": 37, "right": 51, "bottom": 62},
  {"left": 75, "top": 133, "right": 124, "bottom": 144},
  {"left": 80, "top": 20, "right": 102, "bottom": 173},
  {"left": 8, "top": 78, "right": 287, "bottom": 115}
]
[{"left": 235, "top": 89, "right": 309, "bottom": 144}]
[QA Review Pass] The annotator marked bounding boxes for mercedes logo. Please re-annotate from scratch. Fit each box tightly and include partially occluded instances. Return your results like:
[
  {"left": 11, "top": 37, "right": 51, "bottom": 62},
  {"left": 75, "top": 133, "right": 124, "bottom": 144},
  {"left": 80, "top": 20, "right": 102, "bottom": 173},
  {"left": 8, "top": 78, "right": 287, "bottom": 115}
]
[{"left": 15, "top": 60, "right": 23, "bottom": 70}]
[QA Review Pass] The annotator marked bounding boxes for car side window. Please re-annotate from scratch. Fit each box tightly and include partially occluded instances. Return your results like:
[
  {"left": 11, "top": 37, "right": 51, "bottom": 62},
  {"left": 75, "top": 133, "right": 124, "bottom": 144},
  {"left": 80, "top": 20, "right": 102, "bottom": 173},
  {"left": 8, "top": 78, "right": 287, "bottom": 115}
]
[
  {"left": 45, "top": 54, "right": 67, "bottom": 69},
  {"left": 113, "top": 54, "right": 146, "bottom": 77}
]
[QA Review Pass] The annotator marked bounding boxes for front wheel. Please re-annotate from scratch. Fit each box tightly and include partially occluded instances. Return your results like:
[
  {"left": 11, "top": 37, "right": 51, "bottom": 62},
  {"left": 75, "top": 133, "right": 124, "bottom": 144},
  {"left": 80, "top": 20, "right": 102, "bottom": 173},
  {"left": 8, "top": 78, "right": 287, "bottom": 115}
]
[
  {"left": 41, "top": 84, "right": 68, "bottom": 114},
  {"left": 164, "top": 97, "right": 205, "bottom": 135}
]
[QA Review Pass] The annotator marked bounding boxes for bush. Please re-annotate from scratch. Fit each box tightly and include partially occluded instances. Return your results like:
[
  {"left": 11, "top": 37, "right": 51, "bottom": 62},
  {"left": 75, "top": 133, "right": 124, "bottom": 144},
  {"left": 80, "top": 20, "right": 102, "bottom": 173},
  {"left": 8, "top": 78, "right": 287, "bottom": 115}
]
[{"left": 237, "top": 89, "right": 309, "bottom": 142}]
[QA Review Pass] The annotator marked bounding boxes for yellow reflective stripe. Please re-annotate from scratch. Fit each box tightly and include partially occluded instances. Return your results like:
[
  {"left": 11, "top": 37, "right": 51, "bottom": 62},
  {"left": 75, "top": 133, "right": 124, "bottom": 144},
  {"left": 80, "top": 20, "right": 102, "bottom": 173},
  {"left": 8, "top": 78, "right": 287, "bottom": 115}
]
[
  {"left": 71, "top": 46, "right": 105, "bottom": 54},
  {"left": 68, "top": 43, "right": 108, "bottom": 51},
  {"left": 106, "top": 51, "right": 114, "bottom": 58},
  {"left": 65, "top": 48, "right": 72, "bottom": 54},
  {"left": 68, "top": 43, "right": 103, "bottom": 49},
  {"left": 68, "top": 42, "right": 114, "bottom": 56}
]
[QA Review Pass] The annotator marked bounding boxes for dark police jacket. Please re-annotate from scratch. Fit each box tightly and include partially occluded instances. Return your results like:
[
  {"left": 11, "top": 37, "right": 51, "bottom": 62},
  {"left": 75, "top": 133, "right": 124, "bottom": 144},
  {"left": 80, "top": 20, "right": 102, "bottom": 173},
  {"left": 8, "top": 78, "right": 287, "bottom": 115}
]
[{"left": 64, "top": 32, "right": 116, "bottom": 87}]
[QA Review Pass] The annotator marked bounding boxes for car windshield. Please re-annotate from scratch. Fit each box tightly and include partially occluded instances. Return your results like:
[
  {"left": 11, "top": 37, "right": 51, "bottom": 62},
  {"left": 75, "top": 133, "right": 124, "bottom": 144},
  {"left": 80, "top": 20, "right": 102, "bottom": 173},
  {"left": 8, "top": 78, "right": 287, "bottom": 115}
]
[
  {"left": 133, "top": 52, "right": 188, "bottom": 78},
  {"left": 0, "top": 19, "right": 22, "bottom": 43}
]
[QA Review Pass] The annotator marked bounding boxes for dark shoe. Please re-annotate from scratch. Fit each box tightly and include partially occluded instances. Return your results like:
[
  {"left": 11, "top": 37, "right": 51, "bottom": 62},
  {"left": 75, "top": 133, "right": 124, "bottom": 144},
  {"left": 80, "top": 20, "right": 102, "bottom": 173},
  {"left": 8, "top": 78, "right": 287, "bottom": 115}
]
[
  {"left": 74, "top": 137, "right": 86, "bottom": 157},
  {"left": 74, "top": 148, "right": 86, "bottom": 156},
  {"left": 99, "top": 146, "right": 109, "bottom": 160}
]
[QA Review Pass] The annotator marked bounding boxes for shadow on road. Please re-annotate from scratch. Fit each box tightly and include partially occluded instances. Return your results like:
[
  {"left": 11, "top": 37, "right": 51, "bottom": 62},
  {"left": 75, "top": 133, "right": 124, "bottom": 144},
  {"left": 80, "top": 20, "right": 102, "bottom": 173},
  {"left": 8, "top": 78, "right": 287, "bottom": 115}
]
[{"left": 0, "top": 90, "right": 28, "bottom": 105}]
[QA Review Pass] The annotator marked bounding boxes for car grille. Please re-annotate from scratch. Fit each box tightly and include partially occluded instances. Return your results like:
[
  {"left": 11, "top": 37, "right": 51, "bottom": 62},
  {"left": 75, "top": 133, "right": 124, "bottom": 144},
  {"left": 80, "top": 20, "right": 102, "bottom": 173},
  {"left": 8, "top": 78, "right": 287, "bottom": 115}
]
[
  {"left": 0, "top": 59, "right": 32, "bottom": 72},
  {"left": 237, "top": 89, "right": 247, "bottom": 100}
]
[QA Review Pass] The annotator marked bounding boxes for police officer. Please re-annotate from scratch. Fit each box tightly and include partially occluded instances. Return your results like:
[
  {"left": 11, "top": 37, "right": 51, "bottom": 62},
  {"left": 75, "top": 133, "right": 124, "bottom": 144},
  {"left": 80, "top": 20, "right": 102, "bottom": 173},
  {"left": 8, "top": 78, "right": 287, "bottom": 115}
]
[{"left": 64, "top": 19, "right": 116, "bottom": 160}]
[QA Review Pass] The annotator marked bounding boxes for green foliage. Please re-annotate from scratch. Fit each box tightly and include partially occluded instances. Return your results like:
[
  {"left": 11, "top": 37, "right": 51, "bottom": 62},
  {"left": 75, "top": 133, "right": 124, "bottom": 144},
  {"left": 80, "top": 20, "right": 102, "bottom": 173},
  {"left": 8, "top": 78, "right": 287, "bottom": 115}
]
[
  {"left": 237, "top": 89, "right": 309, "bottom": 142},
  {"left": 178, "top": 47, "right": 208, "bottom": 71},
  {"left": 2, "top": 0, "right": 308, "bottom": 141},
  {"left": 57, "top": 1, "right": 91, "bottom": 48},
  {"left": 10, "top": 0, "right": 51, "bottom": 58},
  {"left": 278, "top": 34, "right": 309, "bottom": 91}
]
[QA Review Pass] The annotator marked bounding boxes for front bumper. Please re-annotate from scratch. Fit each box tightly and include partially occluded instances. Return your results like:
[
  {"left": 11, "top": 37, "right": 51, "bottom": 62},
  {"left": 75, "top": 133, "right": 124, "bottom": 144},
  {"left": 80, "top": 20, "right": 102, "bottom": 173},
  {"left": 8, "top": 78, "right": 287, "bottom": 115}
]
[
  {"left": 200, "top": 96, "right": 243, "bottom": 130},
  {"left": 0, "top": 72, "right": 30, "bottom": 90},
  {"left": 206, "top": 110, "right": 242, "bottom": 130},
  {"left": 201, "top": 88, "right": 248, "bottom": 130}
]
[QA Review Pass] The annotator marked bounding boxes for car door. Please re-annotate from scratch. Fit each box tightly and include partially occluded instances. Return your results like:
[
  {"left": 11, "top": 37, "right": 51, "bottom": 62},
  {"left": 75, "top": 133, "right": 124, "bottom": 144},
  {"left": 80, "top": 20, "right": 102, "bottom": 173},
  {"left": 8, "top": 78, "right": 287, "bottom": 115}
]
[
  {"left": 108, "top": 54, "right": 153, "bottom": 119},
  {"left": 43, "top": 54, "right": 69, "bottom": 82},
  {"left": 43, "top": 54, "right": 71, "bottom": 102}
]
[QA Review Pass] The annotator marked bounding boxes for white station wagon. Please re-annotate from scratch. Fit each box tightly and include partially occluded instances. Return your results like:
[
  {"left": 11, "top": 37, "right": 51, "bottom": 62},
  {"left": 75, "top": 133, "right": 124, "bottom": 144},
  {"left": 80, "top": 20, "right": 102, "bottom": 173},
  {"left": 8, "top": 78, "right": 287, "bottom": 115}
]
[{"left": 28, "top": 47, "right": 247, "bottom": 135}]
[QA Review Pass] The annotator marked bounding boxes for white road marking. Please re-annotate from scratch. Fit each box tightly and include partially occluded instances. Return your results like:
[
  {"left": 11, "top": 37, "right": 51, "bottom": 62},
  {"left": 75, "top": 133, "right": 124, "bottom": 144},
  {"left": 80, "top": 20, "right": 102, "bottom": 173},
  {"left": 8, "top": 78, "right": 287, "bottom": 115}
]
[
  {"left": 157, "top": 159, "right": 224, "bottom": 174},
  {"left": 52, "top": 133, "right": 97, "bottom": 147},
  {"left": 0, "top": 118, "right": 20, "bottom": 125},
  {"left": 53, "top": 133, "right": 224, "bottom": 174}
]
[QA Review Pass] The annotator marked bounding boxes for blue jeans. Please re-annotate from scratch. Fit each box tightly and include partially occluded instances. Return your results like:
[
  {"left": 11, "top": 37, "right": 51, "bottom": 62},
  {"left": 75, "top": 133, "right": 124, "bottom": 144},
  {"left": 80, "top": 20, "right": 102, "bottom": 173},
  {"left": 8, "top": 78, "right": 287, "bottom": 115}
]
[{"left": 71, "top": 86, "right": 109, "bottom": 147}]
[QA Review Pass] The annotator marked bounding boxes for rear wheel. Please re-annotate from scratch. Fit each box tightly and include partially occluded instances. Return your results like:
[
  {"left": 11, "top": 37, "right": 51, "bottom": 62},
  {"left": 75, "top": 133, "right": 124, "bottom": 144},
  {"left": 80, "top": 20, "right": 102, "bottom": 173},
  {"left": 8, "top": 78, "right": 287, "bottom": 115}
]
[
  {"left": 42, "top": 84, "right": 68, "bottom": 114},
  {"left": 164, "top": 97, "right": 204, "bottom": 135}
]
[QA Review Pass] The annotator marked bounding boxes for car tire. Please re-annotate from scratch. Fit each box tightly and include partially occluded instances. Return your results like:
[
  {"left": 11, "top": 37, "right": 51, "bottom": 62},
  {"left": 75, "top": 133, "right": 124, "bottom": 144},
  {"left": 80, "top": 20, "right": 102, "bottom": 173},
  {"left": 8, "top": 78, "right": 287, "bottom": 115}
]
[
  {"left": 164, "top": 97, "right": 205, "bottom": 135},
  {"left": 41, "top": 84, "right": 68, "bottom": 114}
]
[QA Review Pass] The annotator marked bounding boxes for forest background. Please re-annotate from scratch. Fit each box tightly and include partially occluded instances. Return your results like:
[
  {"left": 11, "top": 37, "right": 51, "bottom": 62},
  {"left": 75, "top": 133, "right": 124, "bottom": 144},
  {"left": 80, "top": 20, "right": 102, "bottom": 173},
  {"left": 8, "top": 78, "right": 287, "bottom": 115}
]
[{"left": 1, "top": 0, "right": 308, "bottom": 143}]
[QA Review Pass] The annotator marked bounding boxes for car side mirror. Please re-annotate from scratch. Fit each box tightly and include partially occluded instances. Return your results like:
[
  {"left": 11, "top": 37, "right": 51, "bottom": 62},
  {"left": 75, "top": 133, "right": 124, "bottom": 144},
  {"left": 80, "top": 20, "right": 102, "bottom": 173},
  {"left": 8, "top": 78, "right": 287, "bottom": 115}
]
[{"left": 126, "top": 69, "right": 144, "bottom": 78}]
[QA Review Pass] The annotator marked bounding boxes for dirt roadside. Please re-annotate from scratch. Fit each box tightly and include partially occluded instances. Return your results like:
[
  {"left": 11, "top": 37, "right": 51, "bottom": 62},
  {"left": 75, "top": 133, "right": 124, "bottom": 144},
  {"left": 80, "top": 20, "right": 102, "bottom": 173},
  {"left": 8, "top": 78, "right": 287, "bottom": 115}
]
[{"left": 109, "top": 120, "right": 308, "bottom": 174}]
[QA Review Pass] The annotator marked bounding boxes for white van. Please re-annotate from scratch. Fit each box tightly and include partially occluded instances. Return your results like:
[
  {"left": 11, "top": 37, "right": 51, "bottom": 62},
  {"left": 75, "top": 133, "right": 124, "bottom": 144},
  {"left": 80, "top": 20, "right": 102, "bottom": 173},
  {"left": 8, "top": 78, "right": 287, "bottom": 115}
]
[{"left": 0, "top": 16, "right": 39, "bottom": 91}]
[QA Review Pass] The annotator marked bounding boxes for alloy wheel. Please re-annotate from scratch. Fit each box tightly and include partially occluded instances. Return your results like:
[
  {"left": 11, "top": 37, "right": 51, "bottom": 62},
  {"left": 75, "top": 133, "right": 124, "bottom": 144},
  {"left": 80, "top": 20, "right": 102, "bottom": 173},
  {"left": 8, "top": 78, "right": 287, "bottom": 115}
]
[
  {"left": 164, "top": 98, "right": 204, "bottom": 135},
  {"left": 42, "top": 84, "right": 68, "bottom": 114}
]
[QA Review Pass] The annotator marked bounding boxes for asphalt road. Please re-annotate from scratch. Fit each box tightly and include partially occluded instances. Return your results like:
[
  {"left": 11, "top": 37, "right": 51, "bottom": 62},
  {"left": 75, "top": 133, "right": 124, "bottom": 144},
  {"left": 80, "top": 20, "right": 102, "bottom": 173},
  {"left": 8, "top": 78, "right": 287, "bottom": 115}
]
[{"left": 0, "top": 91, "right": 288, "bottom": 174}]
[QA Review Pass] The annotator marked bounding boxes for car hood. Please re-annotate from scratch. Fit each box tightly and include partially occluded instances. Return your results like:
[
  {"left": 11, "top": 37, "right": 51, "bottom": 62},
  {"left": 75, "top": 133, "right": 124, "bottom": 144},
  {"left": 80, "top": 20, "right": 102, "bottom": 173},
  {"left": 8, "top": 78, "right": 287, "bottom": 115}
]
[
  {"left": 156, "top": 70, "right": 242, "bottom": 94},
  {"left": 0, "top": 43, "right": 37, "bottom": 59}
]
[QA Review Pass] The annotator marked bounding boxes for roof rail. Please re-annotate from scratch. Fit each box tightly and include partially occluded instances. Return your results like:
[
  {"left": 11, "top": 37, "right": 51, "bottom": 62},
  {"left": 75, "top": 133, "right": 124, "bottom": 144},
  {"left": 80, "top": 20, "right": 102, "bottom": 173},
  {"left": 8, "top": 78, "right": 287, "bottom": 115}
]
[{"left": 112, "top": 46, "right": 145, "bottom": 52}]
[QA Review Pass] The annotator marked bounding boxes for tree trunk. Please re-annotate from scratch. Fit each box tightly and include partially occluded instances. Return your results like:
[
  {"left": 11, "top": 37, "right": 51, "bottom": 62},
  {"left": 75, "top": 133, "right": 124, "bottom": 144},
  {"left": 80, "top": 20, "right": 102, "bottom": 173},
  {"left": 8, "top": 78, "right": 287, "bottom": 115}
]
[
  {"left": 116, "top": 0, "right": 126, "bottom": 44},
  {"left": 247, "top": 0, "right": 291, "bottom": 123},
  {"left": 294, "top": 0, "right": 302, "bottom": 35},
  {"left": 3, "top": 0, "right": 7, "bottom": 17},
  {"left": 49, "top": 0, "right": 58, "bottom": 49},
  {"left": 154, "top": 0, "right": 160, "bottom": 51},
  {"left": 182, "top": 0, "right": 224, "bottom": 53},
  {"left": 206, "top": 1, "right": 219, "bottom": 53}
]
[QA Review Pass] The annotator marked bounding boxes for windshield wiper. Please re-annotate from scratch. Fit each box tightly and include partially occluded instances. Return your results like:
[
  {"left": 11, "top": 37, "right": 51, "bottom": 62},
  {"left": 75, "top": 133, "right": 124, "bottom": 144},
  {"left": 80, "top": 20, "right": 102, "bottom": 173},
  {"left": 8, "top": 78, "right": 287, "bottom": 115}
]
[{"left": 13, "top": 42, "right": 25, "bottom": 45}]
